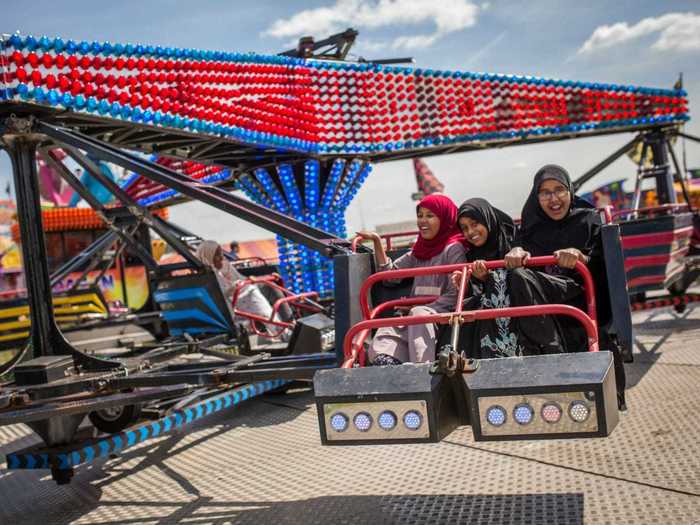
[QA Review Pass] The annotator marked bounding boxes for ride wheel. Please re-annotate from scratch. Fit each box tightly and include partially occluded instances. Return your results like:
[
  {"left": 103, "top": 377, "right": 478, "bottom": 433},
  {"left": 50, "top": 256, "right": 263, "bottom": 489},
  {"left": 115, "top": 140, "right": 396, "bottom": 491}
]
[{"left": 88, "top": 403, "right": 142, "bottom": 434}]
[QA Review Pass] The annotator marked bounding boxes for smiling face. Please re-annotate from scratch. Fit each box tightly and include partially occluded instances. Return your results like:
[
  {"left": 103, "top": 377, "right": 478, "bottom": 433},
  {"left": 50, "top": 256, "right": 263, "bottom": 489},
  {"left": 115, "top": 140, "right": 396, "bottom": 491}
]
[
  {"left": 538, "top": 178, "right": 571, "bottom": 221},
  {"left": 458, "top": 216, "right": 488, "bottom": 247},
  {"left": 416, "top": 206, "right": 441, "bottom": 240},
  {"left": 213, "top": 246, "right": 224, "bottom": 269}
]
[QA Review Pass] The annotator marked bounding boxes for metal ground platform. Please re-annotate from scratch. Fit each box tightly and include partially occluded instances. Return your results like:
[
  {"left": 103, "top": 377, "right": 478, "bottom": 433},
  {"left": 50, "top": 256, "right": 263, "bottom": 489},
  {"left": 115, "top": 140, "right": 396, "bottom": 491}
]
[{"left": 1, "top": 306, "right": 700, "bottom": 525}]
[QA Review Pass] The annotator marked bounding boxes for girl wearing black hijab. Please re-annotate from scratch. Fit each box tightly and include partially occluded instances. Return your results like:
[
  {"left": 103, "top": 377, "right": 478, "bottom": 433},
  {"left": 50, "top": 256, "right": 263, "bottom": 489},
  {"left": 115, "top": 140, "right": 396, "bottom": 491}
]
[
  {"left": 443, "top": 198, "right": 520, "bottom": 358},
  {"left": 505, "top": 164, "right": 626, "bottom": 408},
  {"left": 504, "top": 164, "right": 601, "bottom": 354}
]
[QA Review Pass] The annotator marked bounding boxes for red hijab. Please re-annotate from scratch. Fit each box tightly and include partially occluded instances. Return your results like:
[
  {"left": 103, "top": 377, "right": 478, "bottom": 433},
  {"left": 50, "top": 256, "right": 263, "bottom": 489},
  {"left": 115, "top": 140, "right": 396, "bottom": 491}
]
[{"left": 411, "top": 194, "right": 467, "bottom": 260}]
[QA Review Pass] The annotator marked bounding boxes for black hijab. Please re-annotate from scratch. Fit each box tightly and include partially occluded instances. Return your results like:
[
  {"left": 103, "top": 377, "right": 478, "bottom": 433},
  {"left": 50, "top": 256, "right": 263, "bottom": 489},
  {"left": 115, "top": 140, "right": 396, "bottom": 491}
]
[
  {"left": 519, "top": 164, "right": 601, "bottom": 257},
  {"left": 458, "top": 198, "right": 515, "bottom": 261}
]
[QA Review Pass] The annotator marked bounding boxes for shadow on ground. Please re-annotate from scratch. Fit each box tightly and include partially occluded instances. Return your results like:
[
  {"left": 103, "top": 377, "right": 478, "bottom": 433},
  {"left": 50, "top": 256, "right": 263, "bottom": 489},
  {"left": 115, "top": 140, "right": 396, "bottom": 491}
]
[
  {"left": 627, "top": 305, "right": 700, "bottom": 389},
  {"left": 8, "top": 492, "right": 585, "bottom": 525}
]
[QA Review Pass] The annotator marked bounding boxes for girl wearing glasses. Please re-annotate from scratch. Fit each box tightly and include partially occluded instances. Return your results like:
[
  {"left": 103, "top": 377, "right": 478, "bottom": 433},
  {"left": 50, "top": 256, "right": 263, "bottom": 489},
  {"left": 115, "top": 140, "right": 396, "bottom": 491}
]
[
  {"left": 504, "top": 165, "right": 626, "bottom": 408},
  {"left": 503, "top": 164, "right": 602, "bottom": 354}
]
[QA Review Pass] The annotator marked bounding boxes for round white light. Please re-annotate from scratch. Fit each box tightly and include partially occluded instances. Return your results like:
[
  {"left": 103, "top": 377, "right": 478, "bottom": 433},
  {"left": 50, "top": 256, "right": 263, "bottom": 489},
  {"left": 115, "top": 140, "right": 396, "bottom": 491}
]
[
  {"left": 377, "top": 410, "right": 397, "bottom": 431},
  {"left": 569, "top": 401, "right": 590, "bottom": 423},
  {"left": 353, "top": 412, "right": 373, "bottom": 432},
  {"left": 403, "top": 410, "right": 423, "bottom": 430},
  {"left": 541, "top": 403, "right": 562, "bottom": 424},
  {"left": 513, "top": 403, "right": 534, "bottom": 425},
  {"left": 329, "top": 412, "right": 349, "bottom": 432},
  {"left": 486, "top": 405, "right": 507, "bottom": 427}
]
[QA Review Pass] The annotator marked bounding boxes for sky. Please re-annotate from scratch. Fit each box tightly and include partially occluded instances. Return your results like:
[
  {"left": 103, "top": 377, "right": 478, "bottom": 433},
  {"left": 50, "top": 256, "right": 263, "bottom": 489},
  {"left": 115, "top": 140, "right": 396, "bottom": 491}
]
[{"left": 2, "top": 0, "right": 700, "bottom": 242}]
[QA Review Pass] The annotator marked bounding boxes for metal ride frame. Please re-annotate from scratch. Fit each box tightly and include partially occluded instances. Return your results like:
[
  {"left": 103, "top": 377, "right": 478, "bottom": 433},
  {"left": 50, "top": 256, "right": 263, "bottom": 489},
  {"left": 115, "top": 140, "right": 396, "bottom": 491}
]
[
  {"left": 341, "top": 256, "right": 599, "bottom": 369},
  {"left": 231, "top": 275, "right": 325, "bottom": 339},
  {"left": 0, "top": 113, "right": 352, "bottom": 483}
]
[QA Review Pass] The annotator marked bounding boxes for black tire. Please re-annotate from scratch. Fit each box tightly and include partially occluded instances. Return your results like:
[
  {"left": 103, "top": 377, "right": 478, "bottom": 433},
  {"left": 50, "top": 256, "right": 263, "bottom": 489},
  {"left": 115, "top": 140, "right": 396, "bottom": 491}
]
[{"left": 89, "top": 404, "right": 142, "bottom": 434}]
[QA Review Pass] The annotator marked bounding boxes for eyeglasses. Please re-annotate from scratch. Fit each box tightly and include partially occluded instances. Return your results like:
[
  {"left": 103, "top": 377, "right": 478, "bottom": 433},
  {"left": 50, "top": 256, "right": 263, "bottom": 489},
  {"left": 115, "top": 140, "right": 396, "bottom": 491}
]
[{"left": 538, "top": 188, "right": 569, "bottom": 201}]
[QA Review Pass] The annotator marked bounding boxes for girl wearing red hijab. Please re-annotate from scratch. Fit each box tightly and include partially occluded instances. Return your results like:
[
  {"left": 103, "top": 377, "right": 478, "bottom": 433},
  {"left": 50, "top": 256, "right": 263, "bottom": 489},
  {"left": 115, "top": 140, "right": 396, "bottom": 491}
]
[{"left": 356, "top": 194, "right": 467, "bottom": 365}]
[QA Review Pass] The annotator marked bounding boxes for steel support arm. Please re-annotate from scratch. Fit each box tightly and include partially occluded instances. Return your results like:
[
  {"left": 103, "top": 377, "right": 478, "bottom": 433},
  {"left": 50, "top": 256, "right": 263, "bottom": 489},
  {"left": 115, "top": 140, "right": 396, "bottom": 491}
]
[
  {"left": 50, "top": 230, "right": 119, "bottom": 287},
  {"left": 38, "top": 148, "right": 161, "bottom": 271},
  {"left": 59, "top": 144, "right": 204, "bottom": 269},
  {"left": 573, "top": 134, "right": 641, "bottom": 192},
  {"left": 37, "top": 122, "right": 350, "bottom": 256}
]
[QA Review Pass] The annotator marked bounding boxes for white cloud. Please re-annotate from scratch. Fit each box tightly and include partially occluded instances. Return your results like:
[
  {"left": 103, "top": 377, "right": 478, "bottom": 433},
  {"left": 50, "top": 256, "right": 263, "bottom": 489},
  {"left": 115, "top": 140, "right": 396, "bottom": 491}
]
[
  {"left": 263, "top": 0, "right": 480, "bottom": 50},
  {"left": 391, "top": 34, "right": 439, "bottom": 50},
  {"left": 578, "top": 12, "right": 700, "bottom": 55},
  {"left": 355, "top": 38, "right": 391, "bottom": 54}
]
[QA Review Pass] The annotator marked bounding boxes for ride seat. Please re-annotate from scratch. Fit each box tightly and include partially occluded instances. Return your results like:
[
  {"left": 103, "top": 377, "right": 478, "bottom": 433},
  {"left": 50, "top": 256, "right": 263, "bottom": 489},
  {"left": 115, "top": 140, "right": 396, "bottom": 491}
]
[
  {"left": 153, "top": 270, "right": 236, "bottom": 337},
  {"left": 435, "top": 223, "right": 632, "bottom": 361}
]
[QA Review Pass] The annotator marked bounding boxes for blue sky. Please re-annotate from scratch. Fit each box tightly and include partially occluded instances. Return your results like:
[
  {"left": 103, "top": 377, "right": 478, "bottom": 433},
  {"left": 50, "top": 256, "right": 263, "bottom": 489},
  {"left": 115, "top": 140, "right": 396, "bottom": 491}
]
[{"left": 2, "top": 0, "right": 699, "bottom": 241}]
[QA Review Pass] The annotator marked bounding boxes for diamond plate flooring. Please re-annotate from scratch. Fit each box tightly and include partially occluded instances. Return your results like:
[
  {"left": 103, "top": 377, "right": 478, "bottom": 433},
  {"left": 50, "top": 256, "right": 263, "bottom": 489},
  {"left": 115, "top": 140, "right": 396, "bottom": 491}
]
[{"left": 1, "top": 306, "right": 699, "bottom": 524}]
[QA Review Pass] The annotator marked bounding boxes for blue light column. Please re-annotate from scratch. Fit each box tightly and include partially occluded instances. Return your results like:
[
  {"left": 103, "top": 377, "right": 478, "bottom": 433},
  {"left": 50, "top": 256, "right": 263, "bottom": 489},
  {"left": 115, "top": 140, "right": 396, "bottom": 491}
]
[{"left": 235, "top": 158, "right": 372, "bottom": 298}]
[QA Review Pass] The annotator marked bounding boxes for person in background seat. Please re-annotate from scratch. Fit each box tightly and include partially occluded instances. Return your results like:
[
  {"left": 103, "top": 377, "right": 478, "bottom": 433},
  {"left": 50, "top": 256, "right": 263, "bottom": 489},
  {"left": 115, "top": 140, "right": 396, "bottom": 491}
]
[
  {"left": 196, "top": 240, "right": 290, "bottom": 341},
  {"left": 228, "top": 240, "right": 240, "bottom": 261}
]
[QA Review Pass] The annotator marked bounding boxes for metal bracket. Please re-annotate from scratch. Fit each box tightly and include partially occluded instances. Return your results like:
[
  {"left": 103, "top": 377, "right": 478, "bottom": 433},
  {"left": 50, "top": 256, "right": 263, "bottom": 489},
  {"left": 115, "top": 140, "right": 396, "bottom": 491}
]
[
  {"left": 430, "top": 348, "right": 479, "bottom": 377},
  {"left": 3, "top": 114, "right": 36, "bottom": 135}
]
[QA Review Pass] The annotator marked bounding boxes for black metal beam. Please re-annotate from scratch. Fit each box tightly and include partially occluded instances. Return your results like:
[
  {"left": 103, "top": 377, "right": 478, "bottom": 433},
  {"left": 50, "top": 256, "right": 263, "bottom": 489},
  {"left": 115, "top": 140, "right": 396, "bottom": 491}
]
[
  {"left": 572, "top": 134, "right": 641, "bottom": 192},
  {"left": 60, "top": 145, "right": 203, "bottom": 269},
  {"left": 2, "top": 117, "right": 120, "bottom": 371},
  {"left": 5, "top": 132, "right": 58, "bottom": 359},
  {"left": 666, "top": 136, "right": 694, "bottom": 211},
  {"left": 677, "top": 131, "right": 700, "bottom": 145},
  {"left": 38, "top": 148, "right": 161, "bottom": 271},
  {"left": 50, "top": 230, "right": 118, "bottom": 287},
  {"left": 37, "top": 122, "right": 351, "bottom": 256},
  {"left": 648, "top": 130, "right": 677, "bottom": 204}
]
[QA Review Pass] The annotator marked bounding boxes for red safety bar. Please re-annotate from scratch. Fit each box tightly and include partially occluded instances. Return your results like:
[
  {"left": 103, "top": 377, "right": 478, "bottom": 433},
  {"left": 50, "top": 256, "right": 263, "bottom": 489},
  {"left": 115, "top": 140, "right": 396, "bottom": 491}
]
[
  {"left": 601, "top": 205, "right": 614, "bottom": 225},
  {"left": 344, "top": 255, "right": 598, "bottom": 368},
  {"left": 232, "top": 256, "right": 269, "bottom": 269},
  {"left": 231, "top": 275, "right": 322, "bottom": 339},
  {"left": 351, "top": 231, "right": 419, "bottom": 252},
  {"left": 360, "top": 256, "right": 596, "bottom": 325},
  {"left": 0, "top": 289, "right": 25, "bottom": 300},
  {"left": 611, "top": 203, "right": 690, "bottom": 220},
  {"left": 342, "top": 304, "right": 599, "bottom": 368}
]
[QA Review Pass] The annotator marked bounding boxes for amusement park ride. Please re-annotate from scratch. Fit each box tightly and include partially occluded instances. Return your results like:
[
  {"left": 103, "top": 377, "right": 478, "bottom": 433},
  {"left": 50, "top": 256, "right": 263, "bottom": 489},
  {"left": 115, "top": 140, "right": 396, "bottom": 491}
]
[{"left": 0, "top": 28, "right": 697, "bottom": 484}]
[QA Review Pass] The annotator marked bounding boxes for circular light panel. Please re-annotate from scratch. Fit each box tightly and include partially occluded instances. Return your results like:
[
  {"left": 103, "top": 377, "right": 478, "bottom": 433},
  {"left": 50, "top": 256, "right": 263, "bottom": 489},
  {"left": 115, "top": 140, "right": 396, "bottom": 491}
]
[
  {"left": 569, "top": 401, "right": 590, "bottom": 423},
  {"left": 377, "top": 410, "right": 397, "bottom": 431},
  {"left": 353, "top": 412, "right": 373, "bottom": 432},
  {"left": 486, "top": 405, "right": 507, "bottom": 427},
  {"left": 329, "top": 412, "right": 349, "bottom": 432},
  {"left": 541, "top": 402, "right": 562, "bottom": 424},
  {"left": 403, "top": 410, "right": 423, "bottom": 430},
  {"left": 513, "top": 403, "right": 534, "bottom": 425}
]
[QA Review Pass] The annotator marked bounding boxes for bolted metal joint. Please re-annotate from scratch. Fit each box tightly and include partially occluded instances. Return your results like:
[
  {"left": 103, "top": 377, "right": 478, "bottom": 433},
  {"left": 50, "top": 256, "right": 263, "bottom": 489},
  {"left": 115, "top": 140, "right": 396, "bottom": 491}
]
[{"left": 4, "top": 114, "right": 36, "bottom": 134}]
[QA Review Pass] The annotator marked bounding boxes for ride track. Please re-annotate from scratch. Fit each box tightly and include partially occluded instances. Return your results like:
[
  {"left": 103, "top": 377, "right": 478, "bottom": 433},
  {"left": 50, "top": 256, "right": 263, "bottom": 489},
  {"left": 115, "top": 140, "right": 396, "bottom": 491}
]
[{"left": 0, "top": 30, "right": 694, "bottom": 485}]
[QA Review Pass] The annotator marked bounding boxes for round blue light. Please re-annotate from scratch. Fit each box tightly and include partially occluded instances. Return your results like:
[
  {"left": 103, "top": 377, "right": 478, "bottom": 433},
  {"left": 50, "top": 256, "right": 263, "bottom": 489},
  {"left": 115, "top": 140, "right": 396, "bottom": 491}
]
[
  {"left": 378, "top": 411, "right": 397, "bottom": 431},
  {"left": 329, "top": 412, "right": 349, "bottom": 432},
  {"left": 46, "top": 89, "right": 59, "bottom": 106},
  {"left": 486, "top": 405, "right": 507, "bottom": 427},
  {"left": 353, "top": 412, "right": 372, "bottom": 432},
  {"left": 403, "top": 410, "right": 423, "bottom": 430},
  {"left": 513, "top": 403, "right": 534, "bottom": 425}
]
